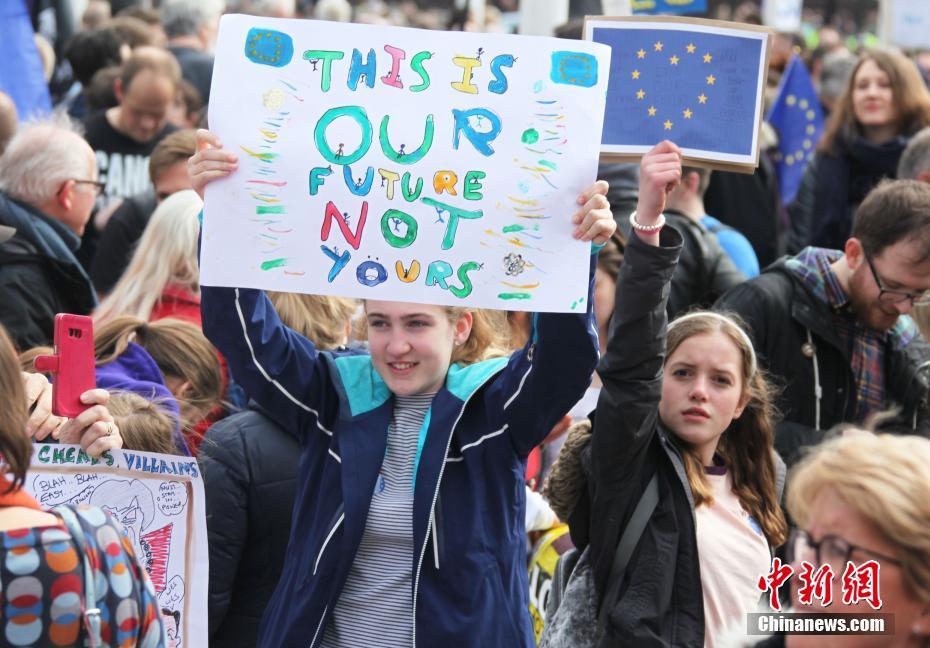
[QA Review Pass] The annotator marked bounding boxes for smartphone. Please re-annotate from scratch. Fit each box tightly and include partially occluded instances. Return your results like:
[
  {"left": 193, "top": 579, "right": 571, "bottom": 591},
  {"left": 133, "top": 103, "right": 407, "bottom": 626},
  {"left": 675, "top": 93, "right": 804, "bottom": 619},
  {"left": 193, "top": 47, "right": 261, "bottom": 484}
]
[{"left": 33, "top": 314, "right": 96, "bottom": 417}]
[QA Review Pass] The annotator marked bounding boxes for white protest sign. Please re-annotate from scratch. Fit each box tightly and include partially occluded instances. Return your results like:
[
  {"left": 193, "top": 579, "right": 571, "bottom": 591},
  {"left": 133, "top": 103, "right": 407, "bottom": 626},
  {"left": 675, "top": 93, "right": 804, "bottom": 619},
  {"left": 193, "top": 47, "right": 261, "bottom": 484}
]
[
  {"left": 879, "top": 0, "right": 930, "bottom": 49},
  {"left": 201, "top": 15, "right": 610, "bottom": 312},
  {"left": 762, "top": 0, "right": 802, "bottom": 33},
  {"left": 25, "top": 444, "right": 207, "bottom": 648}
]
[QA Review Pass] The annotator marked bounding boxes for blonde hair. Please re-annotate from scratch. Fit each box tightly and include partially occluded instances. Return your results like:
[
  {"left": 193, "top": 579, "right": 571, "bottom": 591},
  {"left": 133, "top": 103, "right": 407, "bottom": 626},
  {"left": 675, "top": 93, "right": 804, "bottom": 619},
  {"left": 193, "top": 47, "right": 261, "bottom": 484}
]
[
  {"left": 95, "top": 316, "right": 222, "bottom": 432},
  {"left": 94, "top": 190, "right": 202, "bottom": 321},
  {"left": 665, "top": 311, "right": 787, "bottom": 548},
  {"left": 266, "top": 292, "right": 357, "bottom": 350},
  {"left": 449, "top": 308, "right": 512, "bottom": 364},
  {"left": 107, "top": 390, "right": 179, "bottom": 455},
  {"left": 788, "top": 434, "right": 930, "bottom": 607}
]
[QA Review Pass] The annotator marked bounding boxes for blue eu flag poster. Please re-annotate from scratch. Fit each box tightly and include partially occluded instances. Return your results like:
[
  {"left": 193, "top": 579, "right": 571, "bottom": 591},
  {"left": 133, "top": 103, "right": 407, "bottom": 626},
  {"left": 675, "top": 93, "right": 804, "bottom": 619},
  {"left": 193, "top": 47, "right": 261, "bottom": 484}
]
[
  {"left": 586, "top": 18, "right": 770, "bottom": 169},
  {"left": 766, "top": 55, "right": 824, "bottom": 204}
]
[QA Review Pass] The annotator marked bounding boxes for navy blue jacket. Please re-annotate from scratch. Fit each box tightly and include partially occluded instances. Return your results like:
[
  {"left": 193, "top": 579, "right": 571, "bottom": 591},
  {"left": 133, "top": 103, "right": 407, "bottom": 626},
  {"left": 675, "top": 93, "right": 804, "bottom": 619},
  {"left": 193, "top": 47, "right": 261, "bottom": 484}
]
[{"left": 200, "top": 254, "right": 599, "bottom": 648}]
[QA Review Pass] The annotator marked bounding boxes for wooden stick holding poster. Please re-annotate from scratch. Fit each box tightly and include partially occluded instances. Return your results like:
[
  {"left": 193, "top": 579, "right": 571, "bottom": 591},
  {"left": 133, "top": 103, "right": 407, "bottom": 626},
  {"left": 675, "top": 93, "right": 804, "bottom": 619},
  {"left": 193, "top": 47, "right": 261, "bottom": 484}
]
[
  {"left": 584, "top": 16, "right": 772, "bottom": 173},
  {"left": 24, "top": 444, "right": 208, "bottom": 648},
  {"left": 200, "top": 15, "right": 610, "bottom": 312}
]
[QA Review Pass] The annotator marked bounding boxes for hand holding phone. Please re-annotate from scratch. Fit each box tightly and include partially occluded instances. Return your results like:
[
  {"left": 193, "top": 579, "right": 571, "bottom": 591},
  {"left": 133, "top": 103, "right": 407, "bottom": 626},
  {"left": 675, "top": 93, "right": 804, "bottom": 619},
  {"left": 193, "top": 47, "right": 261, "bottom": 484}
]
[{"left": 33, "top": 314, "right": 96, "bottom": 418}]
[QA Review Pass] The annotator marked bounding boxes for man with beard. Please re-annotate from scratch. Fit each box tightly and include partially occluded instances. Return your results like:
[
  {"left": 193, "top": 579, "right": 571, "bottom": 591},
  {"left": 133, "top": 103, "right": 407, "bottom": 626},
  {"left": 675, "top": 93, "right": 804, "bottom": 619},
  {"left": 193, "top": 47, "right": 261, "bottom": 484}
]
[{"left": 716, "top": 179, "right": 930, "bottom": 467}]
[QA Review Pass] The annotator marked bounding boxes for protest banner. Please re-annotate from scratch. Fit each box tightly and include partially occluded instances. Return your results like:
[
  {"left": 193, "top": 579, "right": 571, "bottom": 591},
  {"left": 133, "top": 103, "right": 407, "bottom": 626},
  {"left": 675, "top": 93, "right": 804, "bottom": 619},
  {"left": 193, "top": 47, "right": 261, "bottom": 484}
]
[
  {"left": 585, "top": 16, "right": 772, "bottom": 173},
  {"left": 200, "top": 15, "right": 610, "bottom": 312},
  {"left": 879, "top": 0, "right": 930, "bottom": 50},
  {"left": 24, "top": 444, "right": 208, "bottom": 648}
]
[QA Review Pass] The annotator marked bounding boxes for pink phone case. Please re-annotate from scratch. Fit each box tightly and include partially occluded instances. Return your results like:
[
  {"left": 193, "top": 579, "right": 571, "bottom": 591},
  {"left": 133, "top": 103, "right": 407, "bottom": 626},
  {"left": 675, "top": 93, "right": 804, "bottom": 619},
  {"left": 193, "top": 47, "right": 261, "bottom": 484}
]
[{"left": 33, "top": 314, "right": 96, "bottom": 418}]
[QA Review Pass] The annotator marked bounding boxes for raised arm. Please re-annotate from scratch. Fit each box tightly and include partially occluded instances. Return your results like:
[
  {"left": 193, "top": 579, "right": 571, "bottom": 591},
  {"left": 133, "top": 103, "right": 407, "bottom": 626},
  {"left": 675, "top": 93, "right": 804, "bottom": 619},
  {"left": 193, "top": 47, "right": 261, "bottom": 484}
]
[
  {"left": 191, "top": 130, "right": 340, "bottom": 438},
  {"left": 592, "top": 141, "right": 683, "bottom": 490},
  {"left": 489, "top": 182, "right": 616, "bottom": 456}
]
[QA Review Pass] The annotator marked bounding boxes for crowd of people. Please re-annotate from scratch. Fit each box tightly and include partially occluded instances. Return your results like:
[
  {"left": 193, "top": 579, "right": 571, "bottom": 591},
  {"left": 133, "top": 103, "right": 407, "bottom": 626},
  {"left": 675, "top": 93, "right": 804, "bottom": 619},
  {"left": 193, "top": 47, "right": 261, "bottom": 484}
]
[{"left": 1, "top": 1, "right": 930, "bottom": 647}]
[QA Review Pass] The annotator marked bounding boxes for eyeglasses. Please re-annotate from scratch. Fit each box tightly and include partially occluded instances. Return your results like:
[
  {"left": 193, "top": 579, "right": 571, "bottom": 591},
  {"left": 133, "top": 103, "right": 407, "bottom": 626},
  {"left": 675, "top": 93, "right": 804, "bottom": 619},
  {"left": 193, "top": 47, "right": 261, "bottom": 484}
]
[
  {"left": 57, "top": 179, "right": 106, "bottom": 198},
  {"left": 864, "top": 252, "right": 930, "bottom": 306},
  {"left": 787, "top": 529, "right": 902, "bottom": 572}
]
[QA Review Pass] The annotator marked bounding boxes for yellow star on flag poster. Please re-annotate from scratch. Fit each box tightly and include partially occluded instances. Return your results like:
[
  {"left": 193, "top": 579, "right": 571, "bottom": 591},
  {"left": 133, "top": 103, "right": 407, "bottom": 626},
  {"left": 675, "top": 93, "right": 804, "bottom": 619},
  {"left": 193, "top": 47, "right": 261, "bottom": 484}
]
[
  {"left": 683, "top": 108, "right": 693, "bottom": 119},
  {"left": 698, "top": 93, "right": 707, "bottom": 104},
  {"left": 636, "top": 89, "right": 646, "bottom": 99},
  {"left": 648, "top": 106, "right": 657, "bottom": 116},
  {"left": 706, "top": 74, "right": 716, "bottom": 85},
  {"left": 703, "top": 53, "right": 712, "bottom": 63},
  {"left": 632, "top": 69, "right": 640, "bottom": 79},
  {"left": 670, "top": 55, "right": 679, "bottom": 65},
  {"left": 637, "top": 49, "right": 646, "bottom": 59},
  {"left": 654, "top": 41, "right": 663, "bottom": 51},
  {"left": 663, "top": 120, "right": 673, "bottom": 130},
  {"left": 686, "top": 43, "right": 696, "bottom": 54}
]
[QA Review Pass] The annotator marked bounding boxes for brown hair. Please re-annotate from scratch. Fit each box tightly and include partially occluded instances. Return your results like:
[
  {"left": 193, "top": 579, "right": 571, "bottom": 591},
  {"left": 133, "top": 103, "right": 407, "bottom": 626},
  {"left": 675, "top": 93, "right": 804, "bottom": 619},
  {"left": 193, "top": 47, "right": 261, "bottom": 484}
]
[
  {"left": 596, "top": 230, "right": 625, "bottom": 284},
  {"left": 819, "top": 50, "right": 930, "bottom": 154},
  {"left": 665, "top": 312, "right": 788, "bottom": 548},
  {"left": 267, "top": 292, "right": 357, "bottom": 350},
  {"left": 0, "top": 325, "right": 32, "bottom": 490},
  {"left": 107, "top": 390, "right": 179, "bottom": 455},
  {"left": 681, "top": 166, "right": 712, "bottom": 197},
  {"left": 120, "top": 46, "right": 180, "bottom": 91},
  {"left": 148, "top": 128, "right": 197, "bottom": 184},
  {"left": 852, "top": 179, "right": 930, "bottom": 262},
  {"left": 95, "top": 317, "right": 222, "bottom": 432},
  {"left": 107, "top": 15, "right": 156, "bottom": 49}
]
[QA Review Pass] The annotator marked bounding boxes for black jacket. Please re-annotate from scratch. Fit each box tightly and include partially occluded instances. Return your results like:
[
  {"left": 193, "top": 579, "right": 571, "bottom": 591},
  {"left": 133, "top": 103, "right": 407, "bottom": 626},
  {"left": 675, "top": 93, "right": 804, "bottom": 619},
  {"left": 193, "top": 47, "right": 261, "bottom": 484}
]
[
  {"left": 620, "top": 213, "right": 745, "bottom": 319},
  {"left": 0, "top": 192, "right": 96, "bottom": 350},
  {"left": 198, "top": 402, "right": 301, "bottom": 647},
  {"left": 716, "top": 257, "right": 930, "bottom": 467},
  {"left": 574, "top": 227, "right": 707, "bottom": 647}
]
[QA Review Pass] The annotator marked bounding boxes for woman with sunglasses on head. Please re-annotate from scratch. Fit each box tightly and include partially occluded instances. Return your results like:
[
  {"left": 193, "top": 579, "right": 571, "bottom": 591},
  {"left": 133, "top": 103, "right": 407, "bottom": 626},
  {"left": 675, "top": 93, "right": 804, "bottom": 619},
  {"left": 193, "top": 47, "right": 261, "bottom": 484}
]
[{"left": 188, "top": 128, "right": 614, "bottom": 647}]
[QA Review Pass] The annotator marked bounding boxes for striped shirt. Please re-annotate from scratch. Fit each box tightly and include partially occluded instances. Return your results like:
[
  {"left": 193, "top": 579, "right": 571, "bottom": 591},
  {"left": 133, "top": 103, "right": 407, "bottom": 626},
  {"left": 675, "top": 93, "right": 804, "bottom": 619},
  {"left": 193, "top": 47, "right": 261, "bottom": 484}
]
[{"left": 321, "top": 392, "right": 435, "bottom": 648}]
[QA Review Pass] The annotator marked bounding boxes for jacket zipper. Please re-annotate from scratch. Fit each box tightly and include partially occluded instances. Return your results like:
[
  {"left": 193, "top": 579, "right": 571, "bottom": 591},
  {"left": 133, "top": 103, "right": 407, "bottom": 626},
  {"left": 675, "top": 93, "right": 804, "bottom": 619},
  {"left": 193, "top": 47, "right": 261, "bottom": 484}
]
[
  {"left": 309, "top": 604, "right": 328, "bottom": 648},
  {"left": 313, "top": 509, "right": 344, "bottom": 575},
  {"left": 410, "top": 363, "right": 509, "bottom": 646},
  {"left": 430, "top": 506, "right": 440, "bottom": 570}
]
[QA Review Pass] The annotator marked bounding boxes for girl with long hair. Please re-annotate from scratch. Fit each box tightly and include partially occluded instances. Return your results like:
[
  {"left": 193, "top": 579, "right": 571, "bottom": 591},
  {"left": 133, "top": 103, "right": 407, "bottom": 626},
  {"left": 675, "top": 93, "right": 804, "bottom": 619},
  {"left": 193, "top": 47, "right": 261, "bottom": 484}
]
[
  {"left": 188, "top": 128, "right": 614, "bottom": 648},
  {"left": 94, "top": 189, "right": 203, "bottom": 326},
  {"left": 567, "top": 141, "right": 787, "bottom": 647},
  {"left": 789, "top": 49, "right": 930, "bottom": 252}
]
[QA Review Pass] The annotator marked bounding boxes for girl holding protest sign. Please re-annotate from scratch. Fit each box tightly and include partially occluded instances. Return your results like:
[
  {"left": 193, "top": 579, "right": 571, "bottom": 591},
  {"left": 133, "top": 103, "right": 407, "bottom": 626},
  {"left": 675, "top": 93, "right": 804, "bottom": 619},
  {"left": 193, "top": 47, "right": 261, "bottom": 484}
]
[
  {"left": 549, "top": 141, "right": 787, "bottom": 647},
  {"left": 189, "top": 128, "right": 614, "bottom": 647}
]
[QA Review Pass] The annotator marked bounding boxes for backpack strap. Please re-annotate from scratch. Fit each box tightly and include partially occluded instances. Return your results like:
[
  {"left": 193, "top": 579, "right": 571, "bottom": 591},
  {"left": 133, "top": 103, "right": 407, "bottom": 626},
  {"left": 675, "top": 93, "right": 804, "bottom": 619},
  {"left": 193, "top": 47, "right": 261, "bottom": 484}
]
[
  {"left": 55, "top": 506, "right": 103, "bottom": 648},
  {"left": 596, "top": 472, "right": 660, "bottom": 637}
]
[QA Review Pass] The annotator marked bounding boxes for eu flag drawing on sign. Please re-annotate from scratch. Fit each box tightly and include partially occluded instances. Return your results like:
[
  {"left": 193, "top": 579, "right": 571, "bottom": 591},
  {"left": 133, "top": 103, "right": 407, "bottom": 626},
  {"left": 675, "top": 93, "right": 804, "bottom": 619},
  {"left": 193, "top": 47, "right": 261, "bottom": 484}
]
[
  {"left": 590, "top": 21, "right": 767, "bottom": 164},
  {"left": 766, "top": 55, "right": 824, "bottom": 205}
]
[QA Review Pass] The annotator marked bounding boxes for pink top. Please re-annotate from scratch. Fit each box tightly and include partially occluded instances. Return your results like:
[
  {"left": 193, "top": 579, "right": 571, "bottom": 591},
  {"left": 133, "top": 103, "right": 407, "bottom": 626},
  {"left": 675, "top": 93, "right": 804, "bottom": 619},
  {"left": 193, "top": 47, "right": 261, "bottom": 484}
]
[{"left": 695, "top": 469, "right": 771, "bottom": 647}]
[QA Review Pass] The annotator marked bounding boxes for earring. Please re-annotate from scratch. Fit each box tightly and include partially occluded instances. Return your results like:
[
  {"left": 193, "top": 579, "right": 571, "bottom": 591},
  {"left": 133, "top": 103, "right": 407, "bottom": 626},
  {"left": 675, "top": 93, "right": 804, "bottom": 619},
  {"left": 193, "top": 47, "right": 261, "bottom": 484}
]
[{"left": 912, "top": 624, "right": 922, "bottom": 637}]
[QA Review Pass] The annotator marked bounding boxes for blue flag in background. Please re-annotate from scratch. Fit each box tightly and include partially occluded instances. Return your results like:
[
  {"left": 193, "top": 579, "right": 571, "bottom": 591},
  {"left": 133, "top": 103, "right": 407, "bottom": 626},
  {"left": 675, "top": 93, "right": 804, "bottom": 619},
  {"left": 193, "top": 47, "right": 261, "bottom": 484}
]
[
  {"left": 591, "top": 26, "right": 764, "bottom": 156},
  {"left": 767, "top": 55, "right": 824, "bottom": 205},
  {"left": 0, "top": 0, "right": 52, "bottom": 120}
]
